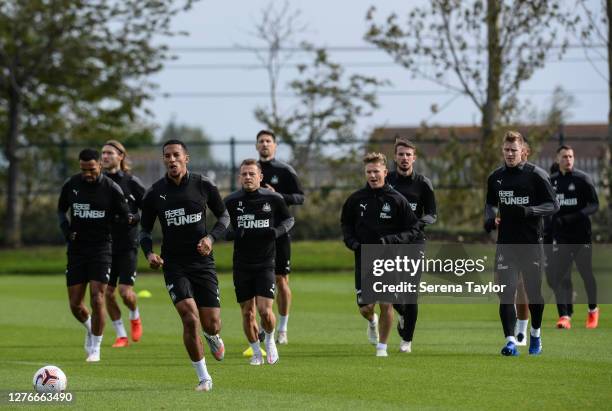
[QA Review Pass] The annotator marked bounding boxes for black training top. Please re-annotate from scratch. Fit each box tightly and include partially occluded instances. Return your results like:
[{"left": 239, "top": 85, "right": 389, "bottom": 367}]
[
  {"left": 259, "top": 159, "right": 304, "bottom": 206},
  {"left": 57, "top": 173, "right": 131, "bottom": 255},
  {"left": 386, "top": 170, "right": 437, "bottom": 240},
  {"left": 485, "top": 162, "right": 559, "bottom": 244},
  {"left": 139, "top": 172, "right": 230, "bottom": 264},
  {"left": 104, "top": 171, "right": 146, "bottom": 252},
  {"left": 551, "top": 168, "right": 599, "bottom": 243},
  {"left": 340, "top": 183, "right": 419, "bottom": 250},
  {"left": 224, "top": 188, "right": 294, "bottom": 269}
]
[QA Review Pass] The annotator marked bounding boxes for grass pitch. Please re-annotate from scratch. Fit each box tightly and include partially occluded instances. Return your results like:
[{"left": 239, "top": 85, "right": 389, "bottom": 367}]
[{"left": 1, "top": 273, "right": 611, "bottom": 410}]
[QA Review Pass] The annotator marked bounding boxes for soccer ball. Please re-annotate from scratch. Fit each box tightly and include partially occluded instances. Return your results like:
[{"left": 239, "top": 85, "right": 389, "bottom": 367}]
[{"left": 32, "top": 365, "right": 67, "bottom": 393}]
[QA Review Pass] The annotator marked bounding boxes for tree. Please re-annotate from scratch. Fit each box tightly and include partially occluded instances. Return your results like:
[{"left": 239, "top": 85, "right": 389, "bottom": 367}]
[
  {"left": 256, "top": 43, "right": 387, "bottom": 171},
  {"left": 365, "top": 0, "right": 576, "bottom": 175},
  {"left": 575, "top": 0, "right": 612, "bottom": 240},
  {"left": 0, "top": 0, "right": 195, "bottom": 246},
  {"left": 243, "top": 1, "right": 307, "bottom": 132}
]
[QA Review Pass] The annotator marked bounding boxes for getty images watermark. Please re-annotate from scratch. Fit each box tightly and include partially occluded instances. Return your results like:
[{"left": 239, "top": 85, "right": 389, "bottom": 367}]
[{"left": 359, "top": 243, "right": 612, "bottom": 304}]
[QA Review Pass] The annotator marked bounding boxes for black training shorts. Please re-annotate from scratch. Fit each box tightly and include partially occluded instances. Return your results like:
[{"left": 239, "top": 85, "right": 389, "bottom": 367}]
[
  {"left": 233, "top": 266, "right": 275, "bottom": 303},
  {"left": 66, "top": 253, "right": 111, "bottom": 287},
  {"left": 163, "top": 260, "right": 220, "bottom": 308},
  {"left": 108, "top": 248, "right": 138, "bottom": 288}
]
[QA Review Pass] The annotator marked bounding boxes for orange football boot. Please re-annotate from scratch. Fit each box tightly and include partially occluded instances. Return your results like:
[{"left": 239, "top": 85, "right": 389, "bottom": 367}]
[{"left": 131, "top": 319, "right": 143, "bottom": 342}]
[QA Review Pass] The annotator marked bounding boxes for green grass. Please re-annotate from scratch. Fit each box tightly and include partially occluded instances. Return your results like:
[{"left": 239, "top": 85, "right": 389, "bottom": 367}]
[
  {"left": 0, "top": 273, "right": 611, "bottom": 410},
  {"left": 0, "top": 241, "right": 356, "bottom": 274},
  {"left": 4, "top": 241, "right": 611, "bottom": 275}
]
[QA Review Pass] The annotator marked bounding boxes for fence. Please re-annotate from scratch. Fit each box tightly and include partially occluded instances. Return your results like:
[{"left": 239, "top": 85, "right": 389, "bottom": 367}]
[{"left": 1, "top": 134, "right": 609, "bottom": 244}]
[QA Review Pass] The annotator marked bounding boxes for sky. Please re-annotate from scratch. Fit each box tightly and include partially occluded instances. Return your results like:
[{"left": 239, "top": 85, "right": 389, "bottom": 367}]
[{"left": 147, "top": 0, "right": 607, "bottom": 161}]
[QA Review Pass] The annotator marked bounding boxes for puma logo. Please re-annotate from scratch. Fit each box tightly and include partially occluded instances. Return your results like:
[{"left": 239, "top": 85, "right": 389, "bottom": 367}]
[
  {"left": 159, "top": 194, "right": 166, "bottom": 200},
  {"left": 496, "top": 179, "right": 502, "bottom": 185},
  {"left": 236, "top": 207, "right": 244, "bottom": 213},
  {"left": 360, "top": 203, "right": 367, "bottom": 210},
  {"left": 72, "top": 189, "right": 78, "bottom": 196}
]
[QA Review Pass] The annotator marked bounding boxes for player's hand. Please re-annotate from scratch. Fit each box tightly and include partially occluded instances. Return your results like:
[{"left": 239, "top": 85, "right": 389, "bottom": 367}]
[
  {"left": 483, "top": 218, "right": 496, "bottom": 233},
  {"left": 68, "top": 232, "right": 77, "bottom": 241},
  {"left": 264, "top": 184, "right": 276, "bottom": 192},
  {"left": 197, "top": 235, "right": 213, "bottom": 256},
  {"left": 147, "top": 253, "right": 164, "bottom": 269},
  {"left": 495, "top": 217, "right": 501, "bottom": 226}
]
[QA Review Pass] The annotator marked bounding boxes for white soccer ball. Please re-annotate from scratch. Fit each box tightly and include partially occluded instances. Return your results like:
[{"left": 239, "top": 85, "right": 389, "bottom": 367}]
[{"left": 32, "top": 365, "right": 67, "bottom": 393}]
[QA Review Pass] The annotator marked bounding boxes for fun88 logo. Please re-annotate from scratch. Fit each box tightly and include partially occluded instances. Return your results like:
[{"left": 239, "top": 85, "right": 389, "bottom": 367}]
[{"left": 165, "top": 208, "right": 202, "bottom": 226}]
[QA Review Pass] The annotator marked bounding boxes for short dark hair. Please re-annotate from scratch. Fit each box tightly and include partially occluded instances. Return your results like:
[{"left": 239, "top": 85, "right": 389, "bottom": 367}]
[
  {"left": 556, "top": 144, "right": 573, "bottom": 154},
  {"left": 239, "top": 158, "right": 262, "bottom": 172},
  {"left": 256, "top": 130, "right": 276, "bottom": 142},
  {"left": 79, "top": 148, "right": 99, "bottom": 162},
  {"left": 162, "top": 139, "right": 188, "bottom": 153},
  {"left": 394, "top": 137, "right": 416, "bottom": 154}
]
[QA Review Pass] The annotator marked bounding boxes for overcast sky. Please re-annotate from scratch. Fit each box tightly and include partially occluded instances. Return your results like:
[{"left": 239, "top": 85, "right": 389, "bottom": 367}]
[{"left": 147, "top": 0, "right": 606, "bottom": 161}]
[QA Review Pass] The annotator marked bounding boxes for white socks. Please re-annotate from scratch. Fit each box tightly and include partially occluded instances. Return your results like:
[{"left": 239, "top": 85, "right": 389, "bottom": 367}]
[
  {"left": 530, "top": 327, "right": 541, "bottom": 338},
  {"left": 129, "top": 307, "right": 140, "bottom": 321},
  {"left": 82, "top": 316, "right": 92, "bottom": 333},
  {"left": 516, "top": 319, "right": 528, "bottom": 336},
  {"left": 112, "top": 319, "right": 128, "bottom": 338},
  {"left": 91, "top": 334, "right": 103, "bottom": 351},
  {"left": 376, "top": 343, "right": 387, "bottom": 351},
  {"left": 192, "top": 358, "right": 211, "bottom": 382},
  {"left": 278, "top": 315, "right": 289, "bottom": 332},
  {"left": 264, "top": 331, "right": 274, "bottom": 345},
  {"left": 506, "top": 336, "right": 517, "bottom": 344},
  {"left": 249, "top": 342, "right": 262, "bottom": 356}
]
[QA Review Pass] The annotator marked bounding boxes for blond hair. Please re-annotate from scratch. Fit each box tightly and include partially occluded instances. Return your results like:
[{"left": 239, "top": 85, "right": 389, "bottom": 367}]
[
  {"left": 503, "top": 130, "right": 525, "bottom": 145},
  {"left": 363, "top": 152, "right": 387, "bottom": 166},
  {"left": 104, "top": 140, "right": 131, "bottom": 173},
  {"left": 239, "top": 158, "right": 262, "bottom": 172}
]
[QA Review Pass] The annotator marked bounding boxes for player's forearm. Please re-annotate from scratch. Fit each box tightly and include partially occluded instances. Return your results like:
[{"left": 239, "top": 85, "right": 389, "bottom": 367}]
[
  {"left": 139, "top": 230, "right": 154, "bottom": 257},
  {"left": 526, "top": 200, "right": 559, "bottom": 217},
  {"left": 382, "top": 227, "right": 419, "bottom": 244},
  {"left": 484, "top": 203, "right": 498, "bottom": 221},
  {"left": 341, "top": 225, "right": 360, "bottom": 250},
  {"left": 580, "top": 201, "right": 599, "bottom": 216},
  {"left": 282, "top": 193, "right": 304, "bottom": 206},
  {"left": 57, "top": 211, "right": 71, "bottom": 239},
  {"left": 274, "top": 217, "right": 295, "bottom": 238},
  {"left": 208, "top": 210, "right": 230, "bottom": 242},
  {"left": 420, "top": 214, "right": 437, "bottom": 225}
]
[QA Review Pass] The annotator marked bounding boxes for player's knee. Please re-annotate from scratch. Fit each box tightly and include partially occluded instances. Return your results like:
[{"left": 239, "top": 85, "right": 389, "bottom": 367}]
[
  {"left": 202, "top": 316, "right": 221, "bottom": 335},
  {"left": 90, "top": 292, "right": 105, "bottom": 308},
  {"left": 359, "top": 304, "right": 373, "bottom": 318},
  {"left": 258, "top": 306, "right": 273, "bottom": 322},
  {"left": 68, "top": 300, "right": 81, "bottom": 314},
  {"left": 181, "top": 312, "right": 199, "bottom": 332},
  {"left": 379, "top": 304, "right": 393, "bottom": 315},
  {"left": 276, "top": 277, "right": 290, "bottom": 293},
  {"left": 118, "top": 286, "right": 132, "bottom": 301},
  {"left": 242, "top": 308, "right": 256, "bottom": 324},
  {"left": 104, "top": 287, "right": 115, "bottom": 300}
]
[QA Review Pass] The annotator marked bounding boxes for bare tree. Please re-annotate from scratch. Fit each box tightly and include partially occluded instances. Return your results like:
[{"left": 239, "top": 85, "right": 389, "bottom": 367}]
[
  {"left": 365, "top": 0, "right": 577, "bottom": 175},
  {"left": 256, "top": 43, "right": 387, "bottom": 171},
  {"left": 241, "top": 1, "right": 307, "bottom": 130}
]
